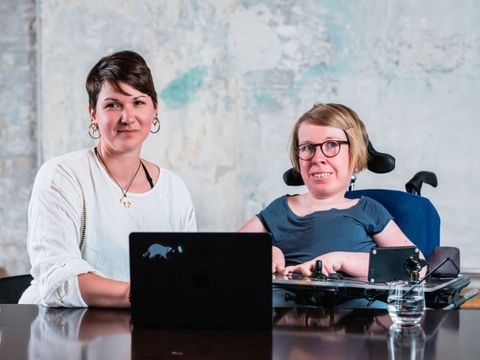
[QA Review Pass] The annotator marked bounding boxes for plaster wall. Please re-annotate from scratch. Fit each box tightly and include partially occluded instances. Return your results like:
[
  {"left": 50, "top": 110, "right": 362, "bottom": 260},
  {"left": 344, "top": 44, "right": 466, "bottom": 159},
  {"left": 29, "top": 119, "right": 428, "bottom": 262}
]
[{"left": 1, "top": 0, "right": 479, "bottom": 274}]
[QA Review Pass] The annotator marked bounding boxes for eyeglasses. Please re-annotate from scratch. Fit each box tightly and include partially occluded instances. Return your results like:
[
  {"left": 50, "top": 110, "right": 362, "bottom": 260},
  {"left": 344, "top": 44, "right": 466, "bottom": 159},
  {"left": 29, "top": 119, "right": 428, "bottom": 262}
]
[{"left": 296, "top": 140, "right": 350, "bottom": 160}]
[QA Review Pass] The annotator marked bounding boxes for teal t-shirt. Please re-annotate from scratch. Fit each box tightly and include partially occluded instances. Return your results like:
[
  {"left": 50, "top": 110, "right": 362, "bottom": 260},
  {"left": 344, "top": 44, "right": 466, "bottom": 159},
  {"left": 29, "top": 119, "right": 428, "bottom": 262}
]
[{"left": 257, "top": 195, "right": 393, "bottom": 266}]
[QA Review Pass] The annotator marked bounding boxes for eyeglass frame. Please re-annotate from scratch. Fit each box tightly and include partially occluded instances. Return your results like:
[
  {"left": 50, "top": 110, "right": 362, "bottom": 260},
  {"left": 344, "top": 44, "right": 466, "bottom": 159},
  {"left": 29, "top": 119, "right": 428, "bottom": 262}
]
[{"left": 296, "top": 140, "right": 350, "bottom": 161}]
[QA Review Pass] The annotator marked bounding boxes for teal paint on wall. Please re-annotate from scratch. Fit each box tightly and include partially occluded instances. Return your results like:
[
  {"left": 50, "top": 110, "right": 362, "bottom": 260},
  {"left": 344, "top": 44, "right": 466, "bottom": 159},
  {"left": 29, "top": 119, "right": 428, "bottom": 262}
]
[
  {"left": 160, "top": 67, "right": 206, "bottom": 108},
  {"left": 254, "top": 94, "right": 277, "bottom": 108},
  {"left": 302, "top": 64, "right": 326, "bottom": 78}
]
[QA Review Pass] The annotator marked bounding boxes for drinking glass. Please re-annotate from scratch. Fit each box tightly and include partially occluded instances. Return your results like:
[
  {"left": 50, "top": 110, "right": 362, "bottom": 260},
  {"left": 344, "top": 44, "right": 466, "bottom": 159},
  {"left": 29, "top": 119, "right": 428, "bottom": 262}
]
[{"left": 387, "top": 281, "right": 425, "bottom": 326}]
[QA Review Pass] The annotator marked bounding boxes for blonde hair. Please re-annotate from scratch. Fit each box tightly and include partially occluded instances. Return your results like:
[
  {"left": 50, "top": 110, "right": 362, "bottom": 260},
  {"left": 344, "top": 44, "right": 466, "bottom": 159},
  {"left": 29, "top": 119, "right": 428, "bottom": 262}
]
[{"left": 290, "top": 103, "right": 369, "bottom": 173}]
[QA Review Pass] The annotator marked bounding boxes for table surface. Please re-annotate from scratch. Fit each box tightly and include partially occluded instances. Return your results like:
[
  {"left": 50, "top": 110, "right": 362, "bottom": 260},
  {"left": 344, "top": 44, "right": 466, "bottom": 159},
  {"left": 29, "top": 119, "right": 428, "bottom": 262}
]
[{"left": 1, "top": 304, "right": 479, "bottom": 359}]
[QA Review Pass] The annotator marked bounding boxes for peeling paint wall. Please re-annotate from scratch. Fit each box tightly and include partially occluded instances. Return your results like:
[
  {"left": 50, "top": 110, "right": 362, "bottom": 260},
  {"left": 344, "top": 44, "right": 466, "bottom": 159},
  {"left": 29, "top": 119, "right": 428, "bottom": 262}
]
[{"left": 1, "top": 0, "right": 480, "bottom": 274}]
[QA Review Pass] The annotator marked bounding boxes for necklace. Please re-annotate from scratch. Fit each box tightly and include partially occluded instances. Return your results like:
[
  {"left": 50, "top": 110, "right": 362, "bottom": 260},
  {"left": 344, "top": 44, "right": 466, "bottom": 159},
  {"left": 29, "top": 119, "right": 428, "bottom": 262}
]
[{"left": 95, "top": 147, "right": 142, "bottom": 208}]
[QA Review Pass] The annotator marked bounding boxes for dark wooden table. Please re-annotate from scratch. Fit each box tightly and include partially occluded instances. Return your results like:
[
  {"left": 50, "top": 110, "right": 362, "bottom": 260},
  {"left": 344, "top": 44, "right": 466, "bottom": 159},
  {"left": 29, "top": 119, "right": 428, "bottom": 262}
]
[{"left": 1, "top": 304, "right": 479, "bottom": 359}]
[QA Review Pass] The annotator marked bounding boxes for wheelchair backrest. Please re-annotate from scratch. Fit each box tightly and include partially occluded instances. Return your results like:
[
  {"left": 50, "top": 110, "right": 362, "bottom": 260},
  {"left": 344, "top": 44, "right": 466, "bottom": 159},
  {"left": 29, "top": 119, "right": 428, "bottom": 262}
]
[{"left": 345, "top": 189, "right": 440, "bottom": 258}]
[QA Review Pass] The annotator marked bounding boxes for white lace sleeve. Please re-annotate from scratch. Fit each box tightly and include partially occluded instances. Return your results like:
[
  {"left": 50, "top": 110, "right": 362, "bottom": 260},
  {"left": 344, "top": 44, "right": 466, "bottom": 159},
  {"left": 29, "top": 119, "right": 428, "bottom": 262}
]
[
  {"left": 27, "top": 161, "right": 100, "bottom": 307},
  {"left": 184, "top": 204, "right": 197, "bottom": 232}
]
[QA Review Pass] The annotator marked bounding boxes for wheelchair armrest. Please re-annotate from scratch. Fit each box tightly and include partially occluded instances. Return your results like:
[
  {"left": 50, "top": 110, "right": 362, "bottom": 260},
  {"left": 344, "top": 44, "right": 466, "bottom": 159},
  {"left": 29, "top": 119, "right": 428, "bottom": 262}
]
[
  {"left": 405, "top": 171, "right": 438, "bottom": 195},
  {"left": 427, "top": 246, "right": 460, "bottom": 278}
]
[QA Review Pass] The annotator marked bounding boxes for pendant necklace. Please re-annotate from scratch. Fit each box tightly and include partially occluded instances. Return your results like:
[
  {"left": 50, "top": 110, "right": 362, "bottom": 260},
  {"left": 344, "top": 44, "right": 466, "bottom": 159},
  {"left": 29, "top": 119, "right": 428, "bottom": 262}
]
[{"left": 95, "top": 147, "right": 142, "bottom": 208}]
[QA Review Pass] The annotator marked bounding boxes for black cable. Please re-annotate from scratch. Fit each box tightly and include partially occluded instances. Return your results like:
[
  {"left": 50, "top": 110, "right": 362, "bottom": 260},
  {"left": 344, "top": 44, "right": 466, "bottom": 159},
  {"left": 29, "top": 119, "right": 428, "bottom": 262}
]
[{"left": 402, "top": 257, "right": 456, "bottom": 298}]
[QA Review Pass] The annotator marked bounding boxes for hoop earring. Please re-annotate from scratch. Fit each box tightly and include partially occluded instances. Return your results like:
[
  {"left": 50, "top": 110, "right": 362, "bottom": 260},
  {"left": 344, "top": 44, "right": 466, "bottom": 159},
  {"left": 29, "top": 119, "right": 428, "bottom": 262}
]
[
  {"left": 150, "top": 117, "right": 160, "bottom": 134},
  {"left": 88, "top": 122, "right": 101, "bottom": 139}
]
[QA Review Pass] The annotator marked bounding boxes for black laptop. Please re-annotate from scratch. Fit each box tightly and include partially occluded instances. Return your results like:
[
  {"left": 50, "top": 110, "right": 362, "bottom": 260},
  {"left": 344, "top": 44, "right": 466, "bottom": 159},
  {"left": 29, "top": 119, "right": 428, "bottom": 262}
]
[{"left": 129, "top": 232, "right": 272, "bottom": 328}]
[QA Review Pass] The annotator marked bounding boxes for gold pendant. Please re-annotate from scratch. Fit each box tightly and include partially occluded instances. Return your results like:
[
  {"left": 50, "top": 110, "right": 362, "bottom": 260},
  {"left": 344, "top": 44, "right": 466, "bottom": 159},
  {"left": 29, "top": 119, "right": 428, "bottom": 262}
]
[{"left": 120, "top": 196, "right": 132, "bottom": 208}]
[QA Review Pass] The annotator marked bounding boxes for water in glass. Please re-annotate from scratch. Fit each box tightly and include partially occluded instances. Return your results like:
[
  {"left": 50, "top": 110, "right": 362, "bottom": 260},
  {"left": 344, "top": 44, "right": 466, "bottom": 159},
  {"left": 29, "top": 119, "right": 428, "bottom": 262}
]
[{"left": 387, "top": 281, "right": 425, "bottom": 326}]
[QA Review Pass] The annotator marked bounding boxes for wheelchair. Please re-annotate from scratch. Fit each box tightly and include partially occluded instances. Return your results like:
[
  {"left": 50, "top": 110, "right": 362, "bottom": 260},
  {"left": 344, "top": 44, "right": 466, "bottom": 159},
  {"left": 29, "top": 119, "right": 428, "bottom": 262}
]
[{"left": 277, "top": 140, "right": 474, "bottom": 309}]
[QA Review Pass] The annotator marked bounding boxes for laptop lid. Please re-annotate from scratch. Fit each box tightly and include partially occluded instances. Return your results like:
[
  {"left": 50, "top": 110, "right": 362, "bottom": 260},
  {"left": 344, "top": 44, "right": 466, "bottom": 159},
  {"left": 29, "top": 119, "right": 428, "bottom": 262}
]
[{"left": 129, "top": 232, "right": 272, "bottom": 328}]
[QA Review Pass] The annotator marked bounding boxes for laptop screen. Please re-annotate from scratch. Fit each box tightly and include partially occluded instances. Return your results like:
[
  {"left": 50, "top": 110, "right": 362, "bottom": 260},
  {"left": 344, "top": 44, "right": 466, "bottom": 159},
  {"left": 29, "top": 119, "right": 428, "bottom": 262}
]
[{"left": 129, "top": 232, "right": 272, "bottom": 328}]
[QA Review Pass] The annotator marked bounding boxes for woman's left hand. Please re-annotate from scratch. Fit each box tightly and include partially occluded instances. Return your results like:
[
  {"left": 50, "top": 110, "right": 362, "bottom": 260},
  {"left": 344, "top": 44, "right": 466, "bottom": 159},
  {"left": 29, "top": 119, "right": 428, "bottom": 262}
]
[
  {"left": 282, "top": 251, "right": 370, "bottom": 277},
  {"left": 283, "top": 252, "right": 344, "bottom": 276}
]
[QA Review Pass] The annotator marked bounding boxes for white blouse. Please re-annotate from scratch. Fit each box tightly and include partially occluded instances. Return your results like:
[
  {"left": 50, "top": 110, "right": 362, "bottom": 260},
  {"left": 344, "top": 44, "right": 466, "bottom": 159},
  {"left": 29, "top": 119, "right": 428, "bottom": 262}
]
[{"left": 19, "top": 148, "right": 197, "bottom": 307}]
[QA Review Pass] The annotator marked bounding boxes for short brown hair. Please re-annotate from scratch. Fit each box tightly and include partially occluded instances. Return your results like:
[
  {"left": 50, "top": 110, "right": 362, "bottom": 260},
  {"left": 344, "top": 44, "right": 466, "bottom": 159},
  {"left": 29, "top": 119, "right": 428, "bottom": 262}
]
[
  {"left": 290, "top": 103, "right": 369, "bottom": 173},
  {"left": 86, "top": 50, "right": 158, "bottom": 110}
]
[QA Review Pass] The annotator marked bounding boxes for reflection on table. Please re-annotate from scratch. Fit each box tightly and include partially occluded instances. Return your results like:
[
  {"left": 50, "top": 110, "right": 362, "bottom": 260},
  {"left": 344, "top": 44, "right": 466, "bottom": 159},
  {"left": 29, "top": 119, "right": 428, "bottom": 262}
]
[
  {"left": 273, "top": 307, "right": 477, "bottom": 360},
  {"left": 1, "top": 304, "right": 480, "bottom": 359},
  {"left": 388, "top": 324, "right": 425, "bottom": 360}
]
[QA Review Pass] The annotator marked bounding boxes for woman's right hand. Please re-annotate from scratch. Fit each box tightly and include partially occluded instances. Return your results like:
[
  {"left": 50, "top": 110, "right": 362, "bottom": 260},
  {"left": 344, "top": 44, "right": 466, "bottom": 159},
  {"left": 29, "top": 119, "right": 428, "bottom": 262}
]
[
  {"left": 78, "top": 273, "right": 131, "bottom": 308},
  {"left": 272, "top": 246, "right": 286, "bottom": 274}
]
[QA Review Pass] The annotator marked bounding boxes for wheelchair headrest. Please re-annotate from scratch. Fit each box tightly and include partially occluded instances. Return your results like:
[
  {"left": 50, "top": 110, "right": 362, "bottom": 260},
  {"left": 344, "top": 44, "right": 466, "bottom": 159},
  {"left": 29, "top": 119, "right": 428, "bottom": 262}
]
[
  {"left": 366, "top": 141, "right": 395, "bottom": 174},
  {"left": 283, "top": 140, "right": 396, "bottom": 186}
]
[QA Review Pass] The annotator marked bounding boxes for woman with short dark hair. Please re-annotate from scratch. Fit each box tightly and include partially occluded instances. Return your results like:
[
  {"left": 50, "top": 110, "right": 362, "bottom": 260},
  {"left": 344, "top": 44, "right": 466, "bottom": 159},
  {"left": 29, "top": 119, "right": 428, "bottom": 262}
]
[{"left": 20, "top": 51, "right": 196, "bottom": 308}]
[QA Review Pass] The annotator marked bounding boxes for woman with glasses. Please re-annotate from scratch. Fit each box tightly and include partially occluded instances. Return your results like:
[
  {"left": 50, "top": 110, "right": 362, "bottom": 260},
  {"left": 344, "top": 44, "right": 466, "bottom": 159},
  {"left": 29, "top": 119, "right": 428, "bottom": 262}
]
[
  {"left": 19, "top": 51, "right": 197, "bottom": 308},
  {"left": 240, "top": 103, "right": 421, "bottom": 280}
]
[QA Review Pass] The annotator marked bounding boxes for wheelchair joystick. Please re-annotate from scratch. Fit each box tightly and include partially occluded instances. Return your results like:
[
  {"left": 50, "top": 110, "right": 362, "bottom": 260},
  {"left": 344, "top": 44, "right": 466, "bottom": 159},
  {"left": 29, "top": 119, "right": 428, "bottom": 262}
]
[
  {"left": 314, "top": 260, "right": 326, "bottom": 279},
  {"left": 405, "top": 256, "right": 428, "bottom": 282}
]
